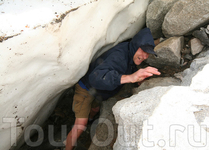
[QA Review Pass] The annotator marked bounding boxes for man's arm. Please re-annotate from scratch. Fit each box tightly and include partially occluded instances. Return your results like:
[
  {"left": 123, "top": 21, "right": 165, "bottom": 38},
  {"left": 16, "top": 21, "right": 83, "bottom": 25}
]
[{"left": 121, "top": 66, "right": 161, "bottom": 84}]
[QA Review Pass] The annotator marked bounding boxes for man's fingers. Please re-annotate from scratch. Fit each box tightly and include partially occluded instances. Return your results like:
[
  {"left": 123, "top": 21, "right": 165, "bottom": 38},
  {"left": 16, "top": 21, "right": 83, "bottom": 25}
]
[
  {"left": 144, "top": 72, "right": 154, "bottom": 78},
  {"left": 152, "top": 70, "right": 161, "bottom": 75},
  {"left": 144, "top": 67, "right": 161, "bottom": 75},
  {"left": 139, "top": 72, "right": 153, "bottom": 81},
  {"left": 134, "top": 67, "right": 161, "bottom": 83}
]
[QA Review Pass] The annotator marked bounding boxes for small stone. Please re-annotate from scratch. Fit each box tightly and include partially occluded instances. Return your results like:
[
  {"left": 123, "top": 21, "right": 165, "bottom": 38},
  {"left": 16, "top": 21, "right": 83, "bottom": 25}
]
[
  {"left": 181, "top": 47, "right": 191, "bottom": 54},
  {"left": 180, "top": 57, "right": 185, "bottom": 66},
  {"left": 189, "top": 38, "right": 204, "bottom": 55},
  {"left": 184, "top": 54, "right": 192, "bottom": 60},
  {"left": 206, "top": 25, "right": 209, "bottom": 34}
]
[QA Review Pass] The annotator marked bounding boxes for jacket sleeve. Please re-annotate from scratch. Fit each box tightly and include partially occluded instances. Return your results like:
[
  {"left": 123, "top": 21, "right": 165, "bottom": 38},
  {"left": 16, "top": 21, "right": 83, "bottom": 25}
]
[{"left": 88, "top": 52, "right": 127, "bottom": 91}]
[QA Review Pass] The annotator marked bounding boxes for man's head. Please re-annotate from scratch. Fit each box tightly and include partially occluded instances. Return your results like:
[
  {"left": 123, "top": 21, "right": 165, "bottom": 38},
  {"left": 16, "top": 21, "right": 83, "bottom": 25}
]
[{"left": 133, "top": 45, "right": 157, "bottom": 65}]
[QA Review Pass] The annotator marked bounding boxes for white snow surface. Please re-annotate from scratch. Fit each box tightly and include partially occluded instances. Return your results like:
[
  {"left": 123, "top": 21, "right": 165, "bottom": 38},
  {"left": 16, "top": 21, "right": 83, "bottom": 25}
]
[{"left": 0, "top": 0, "right": 96, "bottom": 37}]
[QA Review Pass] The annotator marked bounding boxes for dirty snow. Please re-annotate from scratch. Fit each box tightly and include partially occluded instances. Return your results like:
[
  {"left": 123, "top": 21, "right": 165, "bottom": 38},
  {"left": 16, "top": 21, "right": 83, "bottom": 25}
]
[{"left": 0, "top": 0, "right": 96, "bottom": 37}]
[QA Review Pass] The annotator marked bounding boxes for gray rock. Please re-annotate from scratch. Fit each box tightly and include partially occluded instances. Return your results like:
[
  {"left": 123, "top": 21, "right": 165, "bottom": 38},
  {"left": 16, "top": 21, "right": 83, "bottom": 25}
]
[
  {"left": 89, "top": 98, "right": 118, "bottom": 150},
  {"left": 206, "top": 25, "right": 209, "bottom": 34},
  {"left": 133, "top": 77, "right": 181, "bottom": 94},
  {"left": 181, "top": 54, "right": 209, "bottom": 86},
  {"left": 192, "top": 28, "right": 209, "bottom": 46},
  {"left": 149, "top": 0, "right": 154, "bottom": 4},
  {"left": 162, "top": 0, "right": 209, "bottom": 37},
  {"left": 184, "top": 53, "right": 192, "bottom": 60},
  {"left": 197, "top": 47, "right": 209, "bottom": 58},
  {"left": 146, "top": 0, "right": 179, "bottom": 39},
  {"left": 181, "top": 47, "right": 191, "bottom": 54},
  {"left": 113, "top": 86, "right": 170, "bottom": 150},
  {"left": 189, "top": 38, "right": 204, "bottom": 55},
  {"left": 146, "top": 36, "right": 183, "bottom": 68}
]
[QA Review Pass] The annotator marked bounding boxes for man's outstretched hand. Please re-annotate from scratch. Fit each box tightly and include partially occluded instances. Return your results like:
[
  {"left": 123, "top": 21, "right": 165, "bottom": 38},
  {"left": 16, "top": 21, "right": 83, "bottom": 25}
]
[
  {"left": 121, "top": 66, "right": 161, "bottom": 84},
  {"left": 130, "top": 66, "right": 161, "bottom": 83}
]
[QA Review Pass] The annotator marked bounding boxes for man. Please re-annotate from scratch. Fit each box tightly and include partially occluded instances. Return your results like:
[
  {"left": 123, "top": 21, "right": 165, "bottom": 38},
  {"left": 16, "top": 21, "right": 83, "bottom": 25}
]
[{"left": 65, "top": 28, "right": 161, "bottom": 150}]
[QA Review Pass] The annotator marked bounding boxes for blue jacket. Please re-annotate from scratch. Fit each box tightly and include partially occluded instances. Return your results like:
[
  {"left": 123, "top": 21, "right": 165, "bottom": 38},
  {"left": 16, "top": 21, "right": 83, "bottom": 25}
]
[{"left": 80, "top": 28, "right": 155, "bottom": 100}]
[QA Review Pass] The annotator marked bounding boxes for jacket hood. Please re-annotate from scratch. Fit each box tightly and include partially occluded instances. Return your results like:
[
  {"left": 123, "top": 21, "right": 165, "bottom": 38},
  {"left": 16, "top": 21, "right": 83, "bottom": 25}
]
[{"left": 129, "top": 28, "right": 155, "bottom": 58}]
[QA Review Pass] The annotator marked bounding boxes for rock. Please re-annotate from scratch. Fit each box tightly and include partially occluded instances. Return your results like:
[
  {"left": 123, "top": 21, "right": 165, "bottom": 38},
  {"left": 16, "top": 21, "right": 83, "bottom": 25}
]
[
  {"left": 197, "top": 46, "right": 209, "bottom": 58},
  {"left": 181, "top": 47, "right": 191, "bottom": 54},
  {"left": 133, "top": 77, "right": 181, "bottom": 94},
  {"left": 184, "top": 54, "right": 193, "bottom": 60},
  {"left": 192, "top": 28, "right": 209, "bottom": 46},
  {"left": 162, "top": 0, "right": 209, "bottom": 37},
  {"left": 146, "top": 0, "right": 179, "bottom": 39},
  {"left": 181, "top": 54, "right": 209, "bottom": 86},
  {"left": 206, "top": 25, "right": 209, "bottom": 34},
  {"left": 113, "top": 86, "right": 169, "bottom": 150},
  {"left": 0, "top": 0, "right": 150, "bottom": 149},
  {"left": 146, "top": 36, "right": 183, "bottom": 68},
  {"left": 89, "top": 83, "right": 136, "bottom": 150},
  {"left": 112, "top": 49, "right": 209, "bottom": 150},
  {"left": 89, "top": 98, "right": 118, "bottom": 150},
  {"left": 149, "top": 0, "right": 154, "bottom": 4},
  {"left": 190, "top": 64, "right": 209, "bottom": 93}
]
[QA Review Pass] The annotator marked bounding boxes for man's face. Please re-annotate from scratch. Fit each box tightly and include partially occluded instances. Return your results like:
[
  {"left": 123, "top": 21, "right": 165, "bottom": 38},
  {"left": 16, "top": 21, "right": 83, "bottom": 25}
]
[{"left": 133, "top": 47, "right": 149, "bottom": 65}]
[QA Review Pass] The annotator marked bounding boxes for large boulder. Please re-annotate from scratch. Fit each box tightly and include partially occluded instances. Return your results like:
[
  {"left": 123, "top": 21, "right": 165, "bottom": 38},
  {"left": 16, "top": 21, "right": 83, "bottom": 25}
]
[
  {"left": 162, "top": 0, "right": 209, "bottom": 37},
  {"left": 146, "top": 0, "right": 179, "bottom": 39},
  {"left": 0, "top": 0, "right": 150, "bottom": 149},
  {"left": 146, "top": 36, "right": 183, "bottom": 68}
]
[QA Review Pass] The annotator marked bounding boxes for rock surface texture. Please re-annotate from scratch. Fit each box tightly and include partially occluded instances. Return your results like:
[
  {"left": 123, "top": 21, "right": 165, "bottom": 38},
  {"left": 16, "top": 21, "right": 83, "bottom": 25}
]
[
  {"left": 146, "top": 36, "right": 184, "bottom": 68},
  {"left": 0, "top": 0, "right": 149, "bottom": 150},
  {"left": 146, "top": 0, "right": 179, "bottom": 39},
  {"left": 162, "top": 0, "right": 209, "bottom": 37},
  {"left": 189, "top": 38, "right": 204, "bottom": 55}
]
